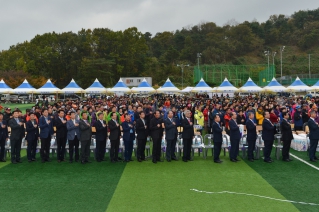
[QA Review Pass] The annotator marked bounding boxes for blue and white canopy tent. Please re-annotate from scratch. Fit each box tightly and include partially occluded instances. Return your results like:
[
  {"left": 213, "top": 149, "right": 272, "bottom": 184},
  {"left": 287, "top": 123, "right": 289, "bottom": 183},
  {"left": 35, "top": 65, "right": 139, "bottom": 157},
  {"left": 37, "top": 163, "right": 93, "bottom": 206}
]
[
  {"left": 311, "top": 80, "right": 319, "bottom": 91},
  {"left": 37, "top": 79, "right": 61, "bottom": 94},
  {"left": 157, "top": 78, "right": 180, "bottom": 94},
  {"left": 131, "top": 78, "right": 155, "bottom": 94},
  {"left": 61, "top": 79, "right": 84, "bottom": 93},
  {"left": 238, "top": 77, "right": 262, "bottom": 93},
  {"left": 216, "top": 78, "right": 238, "bottom": 92},
  {"left": 109, "top": 78, "right": 131, "bottom": 95},
  {"left": 85, "top": 78, "right": 107, "bottom": 93},
  {"left": 191, "top": 78, "right": 214, "bottom": 93},
  {"left": 0, "top": 79, "right": 13, "bottom": 94},
  {"left": 181, "top": 86, "right": 194, "bottom": 93},
  {"left": 13, "top": 79, "right": 37, "bottom": 94},
  {"left": 263, "top": 78, "right": 287, "bottom": 92},
  {"left": 286, "top": 77, "right": 310, "bottom": 92}
]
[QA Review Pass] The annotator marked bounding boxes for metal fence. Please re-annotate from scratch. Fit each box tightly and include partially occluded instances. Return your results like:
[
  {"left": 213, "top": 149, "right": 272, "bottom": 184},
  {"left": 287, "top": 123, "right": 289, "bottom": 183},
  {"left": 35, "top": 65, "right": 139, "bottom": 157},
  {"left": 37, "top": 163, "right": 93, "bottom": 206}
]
[
  {"left": 193, "top": 64, "right": 275, "bottom": 87},
  {"left": 276, "top": 74, "right": 319, "bottom": 86}
]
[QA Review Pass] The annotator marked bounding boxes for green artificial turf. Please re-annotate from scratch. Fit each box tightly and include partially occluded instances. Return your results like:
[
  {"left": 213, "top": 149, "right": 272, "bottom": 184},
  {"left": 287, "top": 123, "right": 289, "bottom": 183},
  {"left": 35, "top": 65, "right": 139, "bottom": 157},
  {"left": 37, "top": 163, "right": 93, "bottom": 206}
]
[
  {"left": 106, "top": 154, "right": 298, "bottom": 212},
  {"left": 0, "top": 103, "right": 34, "bottom": 113},
  {"left": 245, "top": 148, "right": 319, "bottom": 212},
  {"left": 0, "top": 151, "right": 126, "bottom": 212}
]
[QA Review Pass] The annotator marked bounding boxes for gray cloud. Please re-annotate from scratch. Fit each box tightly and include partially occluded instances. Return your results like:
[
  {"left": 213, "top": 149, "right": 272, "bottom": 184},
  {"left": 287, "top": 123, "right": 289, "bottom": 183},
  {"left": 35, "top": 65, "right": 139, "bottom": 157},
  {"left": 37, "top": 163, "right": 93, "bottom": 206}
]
[{"left": 0, "top": 0, "right": 318, "bottom": 50}]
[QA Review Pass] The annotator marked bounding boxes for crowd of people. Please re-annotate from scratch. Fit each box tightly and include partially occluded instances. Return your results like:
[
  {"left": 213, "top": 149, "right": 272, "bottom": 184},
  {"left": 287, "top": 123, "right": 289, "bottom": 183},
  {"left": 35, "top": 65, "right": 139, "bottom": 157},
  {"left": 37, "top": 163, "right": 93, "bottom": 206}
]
[{"left": 0, "top": 93, "right": 318, "bottom": 165}]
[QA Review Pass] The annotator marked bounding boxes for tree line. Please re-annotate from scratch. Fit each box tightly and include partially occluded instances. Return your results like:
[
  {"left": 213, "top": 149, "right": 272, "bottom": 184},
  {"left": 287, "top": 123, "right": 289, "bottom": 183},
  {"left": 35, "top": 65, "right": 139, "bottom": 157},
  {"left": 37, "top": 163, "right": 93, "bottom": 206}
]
[{"left": 0, "top": 8, "right": 319, "bottom": 89}]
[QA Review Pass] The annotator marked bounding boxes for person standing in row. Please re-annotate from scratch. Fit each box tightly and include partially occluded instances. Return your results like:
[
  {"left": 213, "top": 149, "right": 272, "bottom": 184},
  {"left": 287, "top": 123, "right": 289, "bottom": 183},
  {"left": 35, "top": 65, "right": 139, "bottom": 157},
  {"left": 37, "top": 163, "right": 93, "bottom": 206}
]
[
  {"left": 0, "top": 113, "right": 8, "bottom": 162},
  {"left": 246, "top": 112, "right": 257, "bottom": 162},
  {"left": 39, "top": 108, "right": 54, "bottom": 163},
  {"left": 94, "top": 112, "right": 108, "bottom": 162},
  {"left": 8, "top": 109, "right": 24, "bottom": 164},
  {"left": 67, "top": 111, "right": 80, "bottom": 163},
  {"left": 262, "top": 111, "right": 275, "bottom": 163},
  {"left": 308, "top": 110, "right": 319, "bottom": 162},
  {"left": 25, "top": 112, "right": 39, "bottom": 162},
  {"left": 79, "top": 112, "right": 92, "bottom": 164},
  {"left": 150, "top": 110, "right": 164, "bottom": 163},
  {"left": 181, "top": 110, "right": 194, "bottom": 162},
  {"left": 109, "top": 112, "right": 121, "bottom": 163},
  {"left": 121, "top": 114, "right": 135, "bottom": 162},
  {"left": 136, "top": 111, "right": 148, "bottom": 162},
  {"left": 164, "top": 111, "right": 178, "bottom": 162},
  {"left": 55, "top": 109, "right": 68, "bottom": 163},
  {"left": 229, "top": 112, "right": 240, "bottom": 162},
  {"left": 280, "top": 112, "right": 293, "bottom": 162},
  {"left": 212, "top": 114, "right": 223, "bottom": 163}
]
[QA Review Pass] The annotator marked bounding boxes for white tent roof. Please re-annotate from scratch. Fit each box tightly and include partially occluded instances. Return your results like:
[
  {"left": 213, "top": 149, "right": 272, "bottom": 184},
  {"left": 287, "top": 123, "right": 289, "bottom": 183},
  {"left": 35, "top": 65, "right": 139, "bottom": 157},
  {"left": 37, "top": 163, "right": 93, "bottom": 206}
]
[
  {"left": 61, "top": 79, "right": 84, "bottom": 93},
  {"left": 109, "top": 78, "right": 131, "bottom": 93},
  {"left": 0, "top": 79, "right": 13, "bottom": 94},
  {"left": 238, "top": 77, "right": 262, "bottom": 92},
  {"left": 131, "top": 78, "right": 155, "bottom": 94},
  {"left": 263, "top": 78, "right": 287, "bottom": 92},
  {"left": 216, "top": 78, "right": 238, "bottom": 92},
  {"left": 157, "top": 78, "right": 180, "bottom": 94},
  {"left": 286, "top": 77, "right": 310, "bottom": 92},
  {"left": 85, "top": 78, "right": 107, "bottom": 93},
  {"left": 181, "top": 86, "right": 194, "bottom": 93},
  {"left": 37, "top": 79, "right": 61, "bottom": 93},
  {"left": 13, "top": 79, "right": 37, "bottom": 94},
  {"left": 191, "top": 78, "right": 214, "bottom": 93}
]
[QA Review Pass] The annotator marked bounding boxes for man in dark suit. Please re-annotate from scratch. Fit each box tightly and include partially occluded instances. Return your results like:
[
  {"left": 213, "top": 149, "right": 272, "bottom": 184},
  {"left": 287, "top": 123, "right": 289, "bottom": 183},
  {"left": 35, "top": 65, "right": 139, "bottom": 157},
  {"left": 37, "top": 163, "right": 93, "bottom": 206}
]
[
  {"left": 212, "top": 114, "right": 223, "bottom": 163},
  {"left": 164, "top": 110, "right": 178, "bottom": 162},
  {"left": 229, "top": 112, "right": 241, "bottom": 162},
  {"left": 0, "top": 113, "right": 8, "bottom": 162},
  {"left": 108, "top": 112, "right": 121, "bottom": 163},
  {"left": 67, "top": 111, "right": 80, "bottom": 163},
  {"left": 55, "top": 109, "right": 68, "bottom": 162},
  {"left": 280, "top": 112, "right": 293, "bottom": 162},
  {"left": 79, "top": 112, "right": 92, "bottom": 164},
  {"left": 135, "top": 111, "right": 148, "bottom": 162},
  {"left": 121, "top": 114, "right": 135, "bottom": 162},
  {"left": 181, "top": 110, "right": 194, "bottom": 162},
  {"left": 8, "top": 109, "right": 24, "bottom": 164},
  {"left": 308, "top": 110, "right": 319, "bottom": 162},
  {"left": 150, "top": 110, "right": 164, "bottom": 163},
  {"left": 262, "top": 111, "right": 275, "bottom": 163},
  {"left": 25, "top": 112, "right": 39, "bottom": 162},
  {"left": 39, "top": 108, "right": 54, "bottom": 163},
  {"left": 94, "top": 112, "right": 108, "bottom": 162},
  {"left": 246, "top": 112, "right": 257, "bottom": 162}
]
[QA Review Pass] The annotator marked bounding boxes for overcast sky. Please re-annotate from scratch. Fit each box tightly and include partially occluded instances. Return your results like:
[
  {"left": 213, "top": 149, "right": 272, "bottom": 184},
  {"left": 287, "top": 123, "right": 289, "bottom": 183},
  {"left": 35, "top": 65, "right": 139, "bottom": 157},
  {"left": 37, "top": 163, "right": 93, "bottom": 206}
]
[{"left": 0, "top": 0, "right": 318, "bottom": 51}]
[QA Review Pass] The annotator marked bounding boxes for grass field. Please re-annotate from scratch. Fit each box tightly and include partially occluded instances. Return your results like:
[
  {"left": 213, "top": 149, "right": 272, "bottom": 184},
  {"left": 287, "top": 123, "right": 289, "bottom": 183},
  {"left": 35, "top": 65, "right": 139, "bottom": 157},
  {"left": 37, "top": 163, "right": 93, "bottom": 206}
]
[{"left": 1, "top": 103, "right": 319, "bottom": 211}]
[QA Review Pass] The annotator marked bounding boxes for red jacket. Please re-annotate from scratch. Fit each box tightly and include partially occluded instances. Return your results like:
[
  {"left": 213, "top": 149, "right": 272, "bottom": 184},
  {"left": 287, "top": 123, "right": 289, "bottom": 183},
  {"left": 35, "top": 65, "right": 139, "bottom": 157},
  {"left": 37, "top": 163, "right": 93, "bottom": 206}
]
[{"left": 203, "top": 108, "right": 209, "bottom": 121}]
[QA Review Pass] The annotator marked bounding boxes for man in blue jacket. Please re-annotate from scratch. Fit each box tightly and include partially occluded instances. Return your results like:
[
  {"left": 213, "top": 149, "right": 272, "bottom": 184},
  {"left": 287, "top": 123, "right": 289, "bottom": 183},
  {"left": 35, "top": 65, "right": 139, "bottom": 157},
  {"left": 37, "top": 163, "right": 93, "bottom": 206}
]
[
  {"left": 121, "top": 114, "right": 135, "bottom": 162},
  {"left": 25, "top": 112, "right": 39, "bottom": 162},
  {"left": 67, "top": 111, "right": 80, "bottom": 163},
  {"left": 39, "top": 108, "right": 54, "bottom": 163},
  {"left": 229, "top": 112, "right": 241, "bottom": 162},
  {"left": 308, "top": 110, "right": 319, "bottom": 162},
  {"left": 246, "top": 112, "right": 257, "bottom": 162},
  {"left": 212, "top": 114, "right": 223, "bottom": 163}
]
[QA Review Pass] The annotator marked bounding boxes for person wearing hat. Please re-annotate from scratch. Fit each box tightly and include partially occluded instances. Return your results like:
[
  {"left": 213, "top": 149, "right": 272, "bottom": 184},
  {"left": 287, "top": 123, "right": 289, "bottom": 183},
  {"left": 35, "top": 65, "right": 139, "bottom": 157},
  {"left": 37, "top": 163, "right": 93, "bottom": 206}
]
[
  {"left": 3, "top": 107, "right": 12, "bottom": 122},
  {"left": 293, "top": 105, "right": 303, "bottom": 131}
]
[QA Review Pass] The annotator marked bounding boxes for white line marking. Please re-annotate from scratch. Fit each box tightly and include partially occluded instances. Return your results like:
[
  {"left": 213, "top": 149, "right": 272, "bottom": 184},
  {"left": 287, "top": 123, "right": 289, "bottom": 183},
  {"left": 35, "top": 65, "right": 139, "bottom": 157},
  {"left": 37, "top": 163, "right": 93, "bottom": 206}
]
[
  {"left": 190, "top": 189, "right": 319, "bottom": 206},
  {"left": 289, "top": 153, "right": 319, "bottom": 171}
]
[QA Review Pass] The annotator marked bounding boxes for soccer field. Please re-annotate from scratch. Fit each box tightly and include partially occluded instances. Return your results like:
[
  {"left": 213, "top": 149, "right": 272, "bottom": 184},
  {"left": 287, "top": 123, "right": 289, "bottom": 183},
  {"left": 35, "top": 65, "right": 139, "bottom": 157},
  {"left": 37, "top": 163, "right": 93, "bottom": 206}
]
[{"left": 1, "top": 149, "right": 319, "bottom": 212}]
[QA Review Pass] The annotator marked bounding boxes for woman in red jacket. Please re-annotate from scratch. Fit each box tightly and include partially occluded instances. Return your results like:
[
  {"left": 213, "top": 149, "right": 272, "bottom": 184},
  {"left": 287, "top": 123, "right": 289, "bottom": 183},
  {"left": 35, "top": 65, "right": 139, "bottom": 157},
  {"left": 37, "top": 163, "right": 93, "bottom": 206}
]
[{"left": 269, "top": 108, "right": 279, "bottom": 124}]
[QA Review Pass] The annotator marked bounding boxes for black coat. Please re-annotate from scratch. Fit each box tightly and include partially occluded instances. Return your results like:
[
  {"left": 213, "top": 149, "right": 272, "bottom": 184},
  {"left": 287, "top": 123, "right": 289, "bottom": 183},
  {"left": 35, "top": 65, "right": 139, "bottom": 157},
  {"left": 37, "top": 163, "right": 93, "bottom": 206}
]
[
  {"left": 55, "top": 117, "right": 67, "bottom": 138},
  {"left": 164, "top": 118, "right": 178, "bottom": 140},
  {"left": 212, "top": 122, "right": 223, "bottom": 143},
  {"left": 135, "top": 118, "right": 148, "bottom": 140},
  {"left": 181, "top": 117, "right": 194, "bottom": 139},
  {"left": 108, "top": 119, "right": 121, "bottom": 140},
  {"left": 0, "top": 121, "right": 8, "bottom": 140},
  {"left": 79, "top": 119, "right": 92, "bottom": 141},
  {"left": 262, "top": 119, "right": 275, "bottom": 141},
  {"left": 229, "top": 119, "right": 241, "bottom": 140},
  {"left": 25, "top": 120, "right": 39, "bottom": 141},
  {"left": 280, "top": 119, "right": 293, "bottom": 141},
  {"left": 246, "top": 119, "right": 257, "bottom": 141},
  {"left": 8, "top": 118, "right": 24, "bottom": 140},
  {"left": 94, "top": 120, "right": 107, "bottom": 141},
  {"left": 150, "top": 117, "right": 163, "bottom": 139}
]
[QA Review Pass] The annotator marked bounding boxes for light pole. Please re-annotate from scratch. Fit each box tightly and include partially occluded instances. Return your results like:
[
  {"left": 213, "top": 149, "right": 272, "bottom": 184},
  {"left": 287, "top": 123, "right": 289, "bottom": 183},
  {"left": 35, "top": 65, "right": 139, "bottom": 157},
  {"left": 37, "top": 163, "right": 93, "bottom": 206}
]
[
  {"left": 272, "top": 52, "right": 276, "bottom": 79},
  {"left": 197, "top": 53, "right": 202, "bottom": 70},
  {"left": 264, "top": 51, "right": 270, "bottom": 81},
  {"left": 177, "top": 64, "right": 189, "bottom": 89},
  {"left": 280, "top": 46, "right": 285, "bottom": 83}
]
